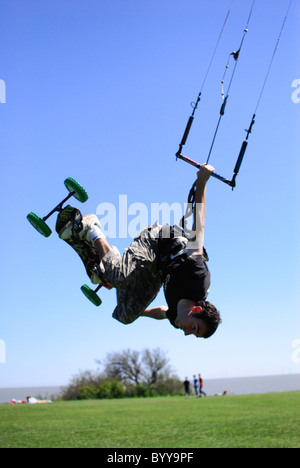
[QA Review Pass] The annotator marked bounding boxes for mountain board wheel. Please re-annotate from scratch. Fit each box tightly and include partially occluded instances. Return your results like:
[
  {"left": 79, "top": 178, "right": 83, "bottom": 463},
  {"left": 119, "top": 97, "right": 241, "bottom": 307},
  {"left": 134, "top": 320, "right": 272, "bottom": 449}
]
[
  {"left": 81, "top": 284, "right": 102, "bottom": 307},
  {"left": 64, "top": 177, "right": 88, "bottom": 203},
  {"left": 27, "top": 212, "right": 52, "bottom": 238}
]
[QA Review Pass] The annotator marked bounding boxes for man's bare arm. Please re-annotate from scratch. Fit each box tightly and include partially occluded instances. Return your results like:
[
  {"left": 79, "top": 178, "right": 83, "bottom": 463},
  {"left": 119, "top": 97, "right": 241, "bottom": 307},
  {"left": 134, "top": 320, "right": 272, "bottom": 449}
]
[
  {"left": 188, "top": 164, "right": 215, "bottom": 255},
  {"left": 140, "top": 306, "right": 168, "bottom": 320}
]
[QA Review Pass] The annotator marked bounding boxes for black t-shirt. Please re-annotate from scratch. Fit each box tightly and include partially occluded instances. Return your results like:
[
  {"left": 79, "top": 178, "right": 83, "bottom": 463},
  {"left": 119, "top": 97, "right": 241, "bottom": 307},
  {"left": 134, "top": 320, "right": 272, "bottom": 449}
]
[{"left": 163, "top": 253, "right": 211, "bottom": 328}]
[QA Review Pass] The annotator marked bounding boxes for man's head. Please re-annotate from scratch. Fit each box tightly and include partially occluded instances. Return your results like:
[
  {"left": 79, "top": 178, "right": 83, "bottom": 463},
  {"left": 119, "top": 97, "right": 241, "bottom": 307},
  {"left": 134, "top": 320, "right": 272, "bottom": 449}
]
[{"left": 175, "top": 299, "right": 221, "bottom": 339}]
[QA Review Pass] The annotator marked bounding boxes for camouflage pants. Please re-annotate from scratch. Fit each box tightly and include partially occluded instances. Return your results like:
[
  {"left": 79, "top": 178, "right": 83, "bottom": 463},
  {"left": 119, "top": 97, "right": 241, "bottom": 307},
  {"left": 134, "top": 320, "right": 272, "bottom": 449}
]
[{"left": 99, "top": 223, "right": 163, "bottom": 324}]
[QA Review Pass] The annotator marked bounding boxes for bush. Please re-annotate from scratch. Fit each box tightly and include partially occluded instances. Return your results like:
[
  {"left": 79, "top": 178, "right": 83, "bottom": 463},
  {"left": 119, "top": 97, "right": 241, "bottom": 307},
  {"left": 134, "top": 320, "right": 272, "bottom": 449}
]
[
  {"left": 78, "top": 385, "right": 99, "bottom": 400},
  {"left": 63, "top": 380, "right": 126, "bottom": 401},
  {"left": 60, "top": 348, "right": 184, "bottom": 401},
  {"left": 135, "top": 383, "right": 152, "bottom": 398},
  {"left": 154, "top": 375, "right": 183, "bottom": 396},
  {"left": 110, "top": 380, "right": 126, "bottom": 399}
]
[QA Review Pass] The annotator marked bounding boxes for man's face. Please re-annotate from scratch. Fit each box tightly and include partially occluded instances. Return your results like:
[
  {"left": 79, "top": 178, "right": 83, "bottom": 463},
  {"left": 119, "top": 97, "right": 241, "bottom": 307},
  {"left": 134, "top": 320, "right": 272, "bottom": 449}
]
[{"left": 175, "top": 310, "right": 207, "bottom": 338}]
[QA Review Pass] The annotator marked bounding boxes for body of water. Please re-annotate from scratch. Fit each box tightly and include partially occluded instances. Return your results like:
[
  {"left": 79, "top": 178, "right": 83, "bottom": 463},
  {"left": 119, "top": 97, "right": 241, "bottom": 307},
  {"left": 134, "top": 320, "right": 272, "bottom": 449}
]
[{"left": 0, "top": 374, "right": 299, "bottom": 403}]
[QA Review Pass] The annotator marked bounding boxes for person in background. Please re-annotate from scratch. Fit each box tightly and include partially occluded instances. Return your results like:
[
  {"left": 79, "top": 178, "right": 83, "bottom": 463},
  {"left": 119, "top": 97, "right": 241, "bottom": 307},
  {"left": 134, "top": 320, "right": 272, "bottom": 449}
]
[
  {"left": 198, "top": 374, "right": 207, "bottom": 397},
  {"left": 193, "top": 375, "right": 199, "bottom": 397},
  {"left": 26, "top": 396, "right": 52, "bottom": 404},
  {"left": 183, "top": 377, "right": 191, "bottom": 398}
]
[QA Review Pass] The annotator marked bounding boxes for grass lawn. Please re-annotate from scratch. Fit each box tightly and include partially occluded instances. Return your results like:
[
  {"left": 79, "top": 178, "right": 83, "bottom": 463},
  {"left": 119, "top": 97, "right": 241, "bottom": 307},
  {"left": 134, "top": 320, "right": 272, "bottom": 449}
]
[{"left": 0, "top": 392, "right": 299, "bottom": 448}]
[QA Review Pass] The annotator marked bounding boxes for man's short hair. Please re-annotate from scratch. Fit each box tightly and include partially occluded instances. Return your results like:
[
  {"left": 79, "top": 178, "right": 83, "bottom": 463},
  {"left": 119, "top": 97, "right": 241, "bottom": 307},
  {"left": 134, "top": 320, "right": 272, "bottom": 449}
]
[{"left": 194, "top": 301, "right": 222, "bottom": 339}]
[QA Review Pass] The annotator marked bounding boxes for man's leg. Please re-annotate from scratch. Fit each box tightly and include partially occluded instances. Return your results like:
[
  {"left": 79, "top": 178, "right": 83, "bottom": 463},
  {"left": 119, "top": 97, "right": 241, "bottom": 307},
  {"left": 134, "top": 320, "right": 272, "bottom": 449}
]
[
  {"left": 60, "top": 209, "right": 163, "bottom": 324},
  {"left": 94, "top": 240, "right": 163, "bottom": 324},
  {"left": 93, "top": 223, "right": 162, "bottom": 289},
  {"left": 95, "top": 223, "right": 163, "bottom": 324},
  {"left": 93, "top": 238, "right": 112, "bottom": 261},
  {"left": 113, "top": 266, "right": 162, "bottom": 324}
]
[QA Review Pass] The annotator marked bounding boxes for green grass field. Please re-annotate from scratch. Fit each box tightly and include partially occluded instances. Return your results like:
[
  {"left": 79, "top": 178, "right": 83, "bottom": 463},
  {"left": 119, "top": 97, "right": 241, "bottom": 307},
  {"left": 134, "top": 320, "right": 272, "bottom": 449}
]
[{"left": 0, "top": 392, "right": 299, "bottom": 448}]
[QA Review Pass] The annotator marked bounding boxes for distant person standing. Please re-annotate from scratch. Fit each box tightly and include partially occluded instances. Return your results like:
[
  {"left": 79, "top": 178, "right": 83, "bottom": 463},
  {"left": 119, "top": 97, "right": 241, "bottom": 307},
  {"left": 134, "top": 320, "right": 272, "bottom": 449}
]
[
  {"left": 198, "top": 374, "right": 207, "bottom": 397},
  {"left": 193, "top": 375, "right": 199, "bottom": 397},
  {"left": 183, "top": 378, "right": 191, "bottom": 398}
]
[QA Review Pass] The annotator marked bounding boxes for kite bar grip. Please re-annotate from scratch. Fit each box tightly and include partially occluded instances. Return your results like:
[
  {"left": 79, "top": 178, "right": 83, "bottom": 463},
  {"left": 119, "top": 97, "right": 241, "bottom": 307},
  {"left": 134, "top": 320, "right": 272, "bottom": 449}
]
[
  {"left": 181, "top": 116, "right": 194, "bottom": 146},
  {"left": 176, "top": 154, "right": 234, "bottom": 187},
  {"left": 234, "top": 140, "right": 248, "bottom": 174},
  {"left": 177, "top": 153, "right": 200, "bottom": 169}
]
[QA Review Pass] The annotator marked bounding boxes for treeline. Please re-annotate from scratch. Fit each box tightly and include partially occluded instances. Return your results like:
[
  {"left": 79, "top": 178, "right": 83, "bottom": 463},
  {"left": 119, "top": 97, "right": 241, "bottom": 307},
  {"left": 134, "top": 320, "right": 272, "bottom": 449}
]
[{"left": 60, "top": 348, "right": 183, "bottom": 401}]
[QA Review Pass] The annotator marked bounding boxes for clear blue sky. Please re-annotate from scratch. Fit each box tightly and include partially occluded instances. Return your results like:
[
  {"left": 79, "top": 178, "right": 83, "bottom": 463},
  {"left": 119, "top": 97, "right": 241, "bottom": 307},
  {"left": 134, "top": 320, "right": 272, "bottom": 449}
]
[{"left": 1, "top": 0, "right": 299, "bottom": 388}]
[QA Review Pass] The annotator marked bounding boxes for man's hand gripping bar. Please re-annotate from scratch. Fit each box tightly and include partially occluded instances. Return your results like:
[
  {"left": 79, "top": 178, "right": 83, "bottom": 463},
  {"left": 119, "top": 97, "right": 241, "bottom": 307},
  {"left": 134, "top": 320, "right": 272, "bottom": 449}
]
[{"left": 176, "top": 153, "right": 236, "bottom": 188}]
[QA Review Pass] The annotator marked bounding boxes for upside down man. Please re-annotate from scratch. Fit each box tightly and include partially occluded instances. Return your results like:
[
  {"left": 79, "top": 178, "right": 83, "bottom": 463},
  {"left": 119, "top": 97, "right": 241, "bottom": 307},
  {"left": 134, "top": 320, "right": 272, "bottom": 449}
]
[{"left": 56, "top": 164, "right": 221, "bottom": 339}]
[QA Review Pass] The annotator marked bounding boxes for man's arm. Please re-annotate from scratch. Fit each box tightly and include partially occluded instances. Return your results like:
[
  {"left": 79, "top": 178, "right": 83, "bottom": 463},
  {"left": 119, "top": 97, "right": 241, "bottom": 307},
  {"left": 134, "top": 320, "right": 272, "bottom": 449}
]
[
  {"left": 140, "top": 306, "right": 168, "bottom": 320},
  {"left": 188, "top": 164, "right": 215, "bottom": 255}
]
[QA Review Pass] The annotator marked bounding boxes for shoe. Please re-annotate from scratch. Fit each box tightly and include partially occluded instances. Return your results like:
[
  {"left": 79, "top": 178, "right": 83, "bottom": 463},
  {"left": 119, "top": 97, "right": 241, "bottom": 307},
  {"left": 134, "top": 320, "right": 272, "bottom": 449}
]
[
  {"left": 56, "top": 206, "right": 104, "bottom": 284},
  {"left": 57, "top": 206, "right": 104, "bottom": 245}
]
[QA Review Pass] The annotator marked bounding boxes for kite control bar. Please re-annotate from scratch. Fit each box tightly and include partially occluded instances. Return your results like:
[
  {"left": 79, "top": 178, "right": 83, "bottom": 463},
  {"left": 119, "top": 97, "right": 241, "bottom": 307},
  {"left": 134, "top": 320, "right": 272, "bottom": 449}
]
[
  {"left": 176, "top": 153, "right": 234, "bottom": 188},
  {"left": 176, "top": 112, "right": 255, "bottom": 190},
  {"left": 176, "top": 138, "right": 249, "bottom": 189}
]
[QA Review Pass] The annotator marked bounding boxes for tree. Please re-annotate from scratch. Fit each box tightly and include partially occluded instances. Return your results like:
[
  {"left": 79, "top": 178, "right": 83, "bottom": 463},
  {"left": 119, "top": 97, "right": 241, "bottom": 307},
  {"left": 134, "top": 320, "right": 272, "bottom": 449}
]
[
  {"left": 101, "top": 349, "right": 143, "bottom": 385},
  {"left": 99, "top": 348, "right": 171, "bottom": 389},
  {"left": 141, "top": 348, "right": 170, "bottom": 386}
]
